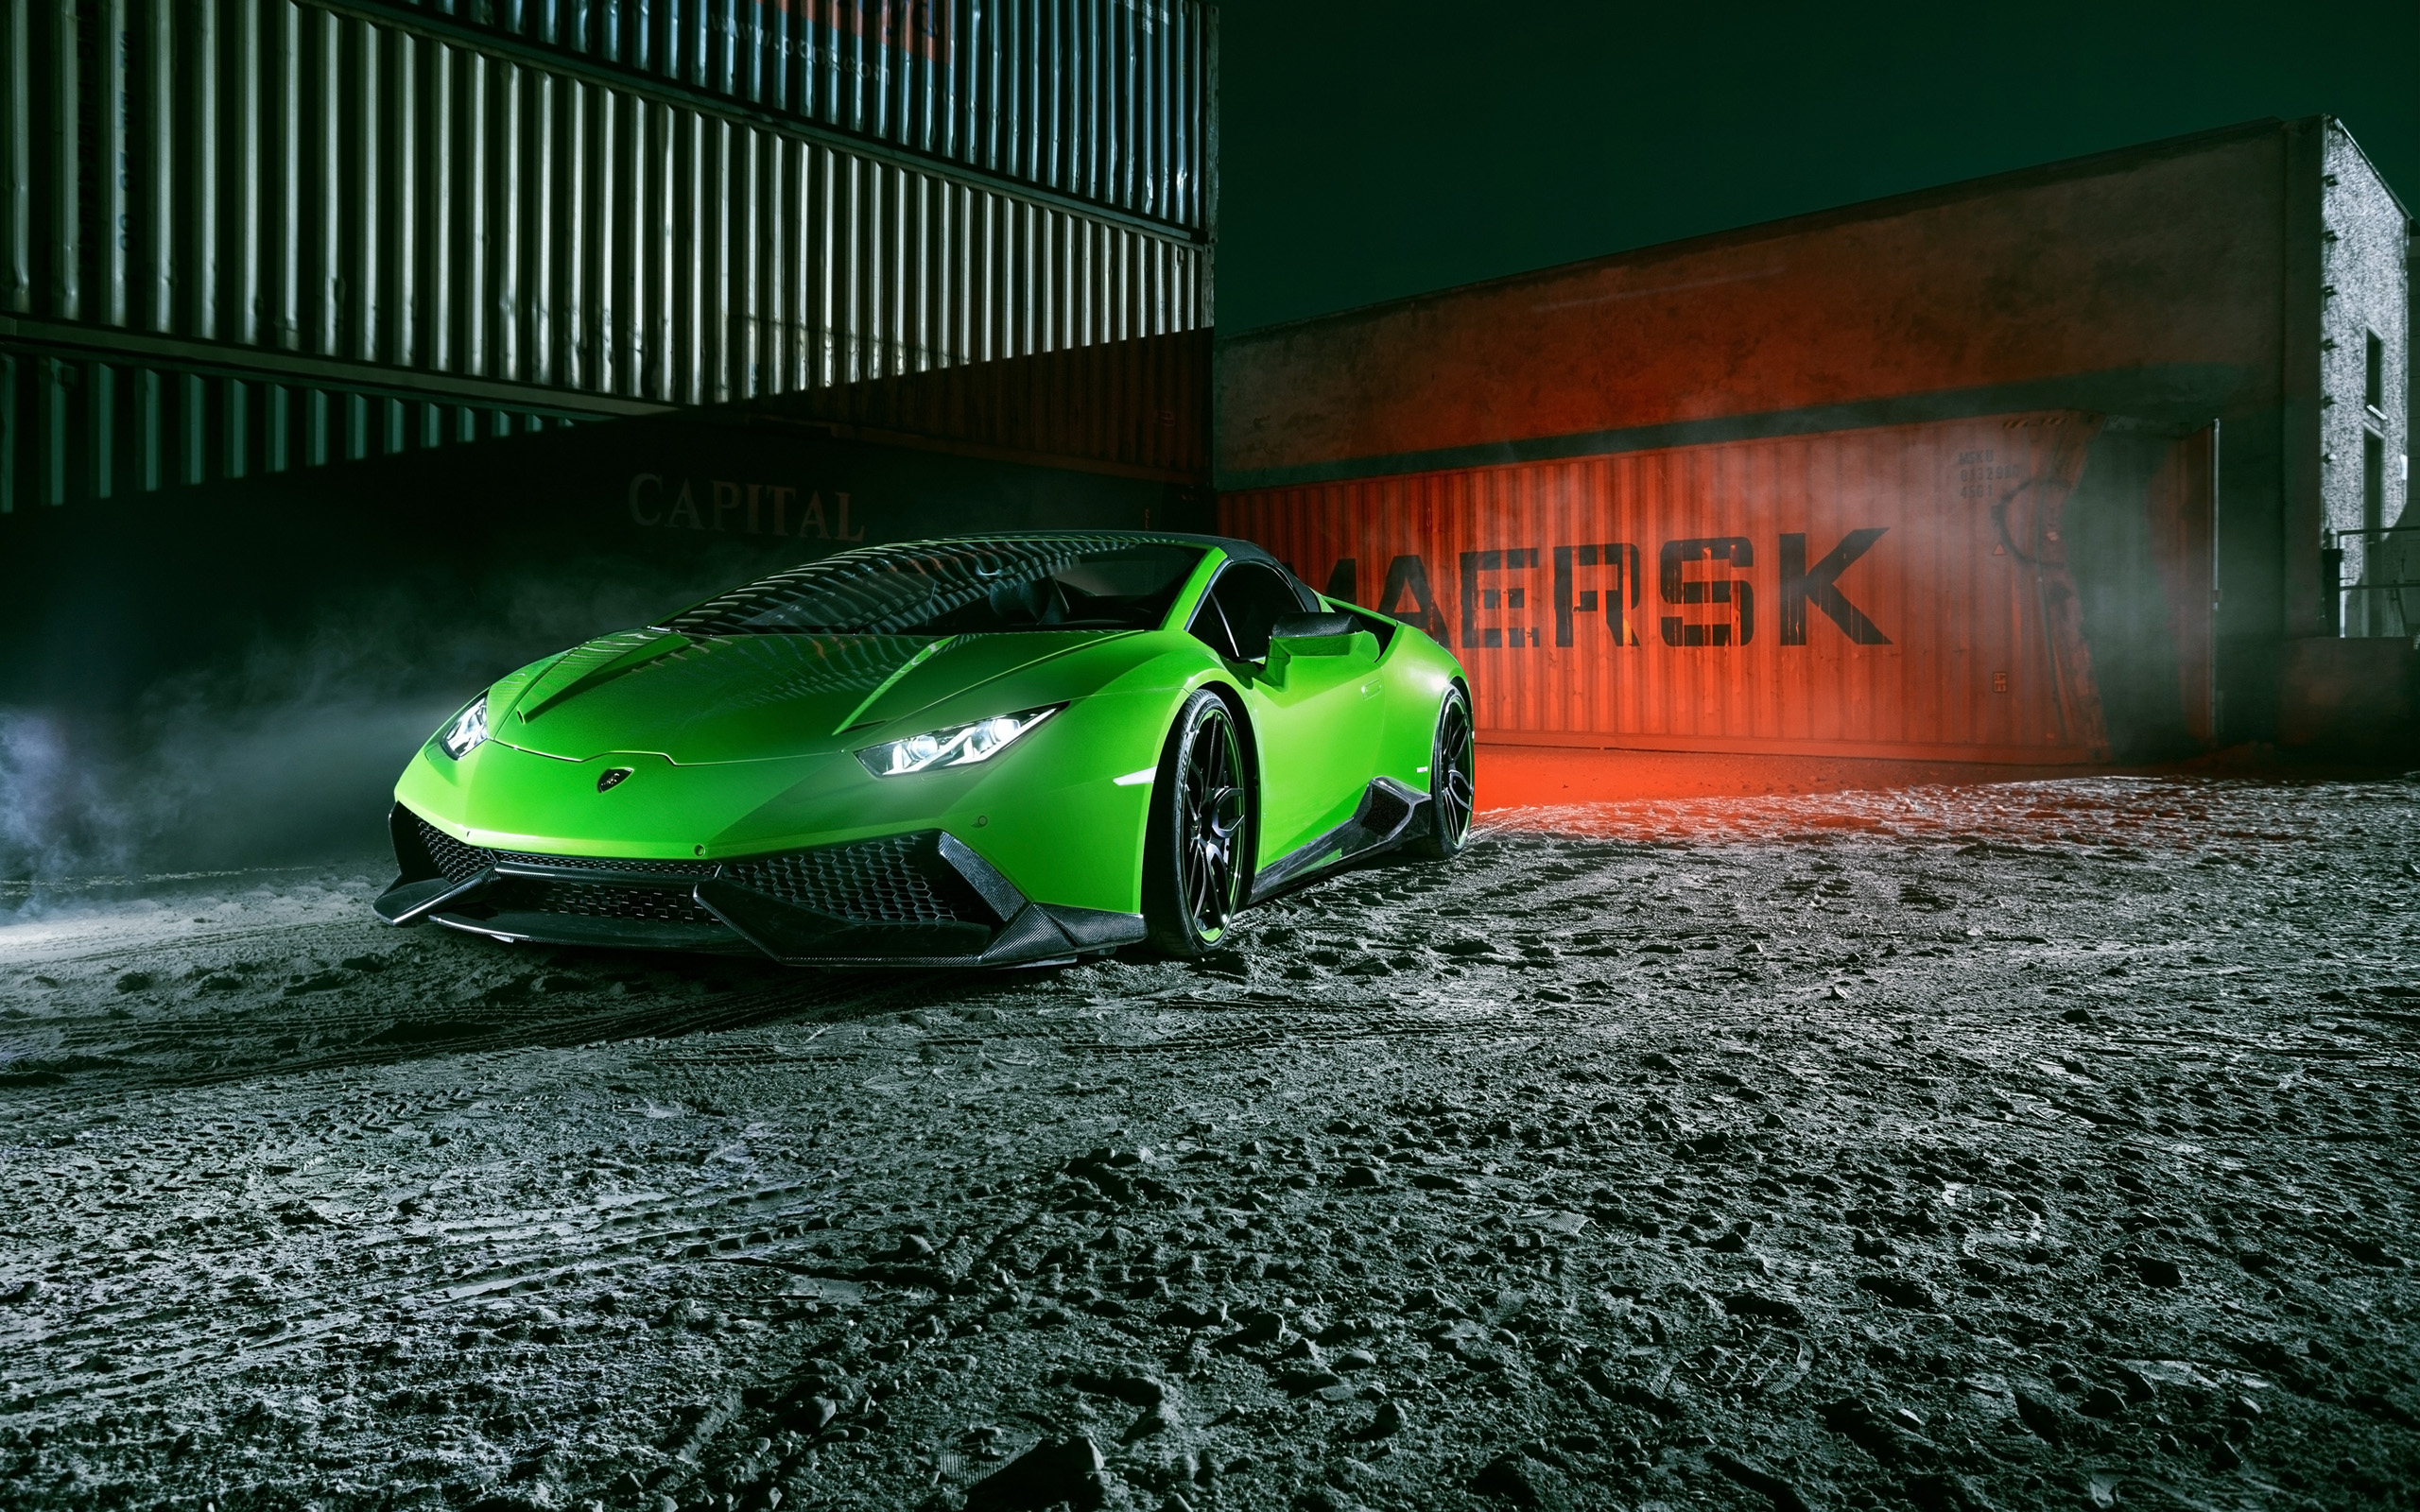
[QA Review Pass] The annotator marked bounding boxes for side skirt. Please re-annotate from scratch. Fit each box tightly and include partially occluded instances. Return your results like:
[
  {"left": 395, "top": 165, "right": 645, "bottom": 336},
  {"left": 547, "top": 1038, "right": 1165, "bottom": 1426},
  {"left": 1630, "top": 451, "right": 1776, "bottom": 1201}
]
[{"left": 1245, "top": 777, "right": 1430, "bottom": 905}]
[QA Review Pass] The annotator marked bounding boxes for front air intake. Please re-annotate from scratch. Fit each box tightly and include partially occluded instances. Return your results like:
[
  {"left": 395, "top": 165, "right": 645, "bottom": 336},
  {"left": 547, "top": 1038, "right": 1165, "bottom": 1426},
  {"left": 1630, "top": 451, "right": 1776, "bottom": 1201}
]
[
  {"left": 403, "top": 814, "right": 993, "bottom": 929},
  {"left": 724, "top": 833, "right": 973, "bottom": 925}
]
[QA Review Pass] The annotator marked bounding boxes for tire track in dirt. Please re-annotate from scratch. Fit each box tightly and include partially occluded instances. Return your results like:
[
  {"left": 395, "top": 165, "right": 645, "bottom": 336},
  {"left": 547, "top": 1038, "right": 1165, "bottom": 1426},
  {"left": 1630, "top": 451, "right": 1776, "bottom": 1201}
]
[{"left": 3, "top": 775, "right": 2416, "bottom": 1510}]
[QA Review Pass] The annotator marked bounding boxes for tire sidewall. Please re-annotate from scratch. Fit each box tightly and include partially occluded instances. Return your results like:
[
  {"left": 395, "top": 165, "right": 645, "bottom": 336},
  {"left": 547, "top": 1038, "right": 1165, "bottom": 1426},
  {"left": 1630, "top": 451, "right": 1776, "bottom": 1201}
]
[
  {"left": 1142, "top": 689, "right": 1241, "bottom": 955},
  {"left": 1418, "top": 683, "right": 1475, "bottom": 858}
]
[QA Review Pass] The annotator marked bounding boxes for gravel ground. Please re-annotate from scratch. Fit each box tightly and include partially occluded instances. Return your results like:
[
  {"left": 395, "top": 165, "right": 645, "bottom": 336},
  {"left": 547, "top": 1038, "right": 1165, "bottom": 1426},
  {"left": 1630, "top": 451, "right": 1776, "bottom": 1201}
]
[{"left": 3, "top": 774, "right": 2417, "bottom": 1512}]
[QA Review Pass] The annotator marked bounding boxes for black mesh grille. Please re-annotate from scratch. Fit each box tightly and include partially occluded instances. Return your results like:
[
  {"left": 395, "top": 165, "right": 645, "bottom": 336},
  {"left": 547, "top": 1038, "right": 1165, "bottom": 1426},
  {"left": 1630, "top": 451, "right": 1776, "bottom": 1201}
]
[
  {"left": 420, "top": 822, "right": 492, "bottom": 883},
  {"left": 725, "top": 834, "right": 966, "bottom": 924},
  {"left": 488, "top": 878, "right": 722, "bottom": 926},
  {"left": 416, "top": 817, "right": 709, "bottom": 882},
  {"left": 409, "top": 816, "right": 978, "bottom": 929},
  {"left": 497, "top": 850, "right": 710, "bottom": 876}
]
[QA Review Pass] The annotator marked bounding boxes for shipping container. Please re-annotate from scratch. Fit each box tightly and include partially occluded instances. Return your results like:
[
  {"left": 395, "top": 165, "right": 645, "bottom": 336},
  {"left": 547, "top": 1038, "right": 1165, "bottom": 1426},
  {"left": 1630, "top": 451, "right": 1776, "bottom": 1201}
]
[
  {"left": 0, "top": 0, "right": 1214, "bottom": 509},
  {"left": 0, "top": 329, "right": 1211, "bottom": 713},
  {"left": 1219, "top": 118, "right": 2408, "bottom": 751},
  {"left": 371, "top": 0, "right": 1211, "bottom": 232},
  {"left": 0, "top": 343, "right": 628, "bottom": 511},
  {"left": 747, "top": 323, "right": 1208, "bottom": 478},
  {"left": 1225, "top": 413, "right": 2218, "bottom": 765}
]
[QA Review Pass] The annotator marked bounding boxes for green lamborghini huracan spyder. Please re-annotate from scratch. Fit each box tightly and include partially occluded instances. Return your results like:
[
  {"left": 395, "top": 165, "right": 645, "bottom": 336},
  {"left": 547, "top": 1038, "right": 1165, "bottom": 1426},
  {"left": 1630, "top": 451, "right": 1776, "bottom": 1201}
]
[{"left": 374, "top": 532, "right": 1475, "bottom": 966}]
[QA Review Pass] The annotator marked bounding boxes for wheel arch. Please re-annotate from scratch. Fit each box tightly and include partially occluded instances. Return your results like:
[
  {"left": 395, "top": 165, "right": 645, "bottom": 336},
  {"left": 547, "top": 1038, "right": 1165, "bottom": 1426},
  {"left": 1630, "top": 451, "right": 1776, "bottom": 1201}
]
[{"left": 1137, "top": 674, "right": 1258, "bottom": 956}]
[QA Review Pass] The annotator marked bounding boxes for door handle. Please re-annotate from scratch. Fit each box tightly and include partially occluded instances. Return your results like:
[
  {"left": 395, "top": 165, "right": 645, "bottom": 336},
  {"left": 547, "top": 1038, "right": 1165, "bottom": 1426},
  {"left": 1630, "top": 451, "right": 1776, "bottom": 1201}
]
[{"left": 1359, "top": 679, "right": 1381, "bottom": 698}]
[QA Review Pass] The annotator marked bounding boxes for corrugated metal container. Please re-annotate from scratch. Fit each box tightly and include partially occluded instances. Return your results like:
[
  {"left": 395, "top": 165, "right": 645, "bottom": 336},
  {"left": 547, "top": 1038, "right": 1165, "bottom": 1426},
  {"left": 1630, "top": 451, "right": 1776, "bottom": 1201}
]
[
  {"left": 1223, "top": 412, "right": 2217, "bottom": 765},
  {"left": 0, "top": 330, "right": 1209, "bottom": 713},
  {"left": 374, "top": 0, "right": 1210, "bottom": 231},
  {"left": 0, "top": 0, "right": 1212, "bottom": 509},
  {"left": 1219, "top": 118, "right": 2407, "bottom": 751},
  {"left": 1216, "top": 124, "right": 2295, "bottom": 492},
  {"left": 739, "top": 325, "right": 1206, "bottom": 478},
  {"left": 0, "top": 316, "right": 1206, "bottom": 510},
  {"left": 0, "top": 342, "right": 614, "bottom": 511},
  {"left": 2105, "top": 424, "right": 2217, "bottom": 747}
]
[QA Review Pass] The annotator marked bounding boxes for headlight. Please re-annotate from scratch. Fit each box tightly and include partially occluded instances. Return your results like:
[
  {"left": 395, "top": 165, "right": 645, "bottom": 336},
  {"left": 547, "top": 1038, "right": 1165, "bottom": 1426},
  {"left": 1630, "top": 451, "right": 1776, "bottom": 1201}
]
[
  {"left": 438, "top": 695, "right": 490, "bottom": 761},
  {"left": 856, "top": 705, "right": 1062, "bottom": 778}
]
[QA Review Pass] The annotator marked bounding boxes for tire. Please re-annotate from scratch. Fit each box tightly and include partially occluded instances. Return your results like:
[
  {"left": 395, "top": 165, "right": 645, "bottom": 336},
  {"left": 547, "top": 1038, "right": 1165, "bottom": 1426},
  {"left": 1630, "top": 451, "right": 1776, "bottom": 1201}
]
[
  {"left": 1405, "top": 683, "right": 1476, "bottom": 859},
  {"left": 1141, "top": 690, "right": 1249, "bottom": 957}
]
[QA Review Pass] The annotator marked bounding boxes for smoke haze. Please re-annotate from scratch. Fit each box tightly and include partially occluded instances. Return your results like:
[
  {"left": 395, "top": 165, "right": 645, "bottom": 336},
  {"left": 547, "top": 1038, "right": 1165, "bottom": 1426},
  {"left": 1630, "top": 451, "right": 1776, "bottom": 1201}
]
[{"left": 0, "top": 555, "right": 750, "bottom": 903}]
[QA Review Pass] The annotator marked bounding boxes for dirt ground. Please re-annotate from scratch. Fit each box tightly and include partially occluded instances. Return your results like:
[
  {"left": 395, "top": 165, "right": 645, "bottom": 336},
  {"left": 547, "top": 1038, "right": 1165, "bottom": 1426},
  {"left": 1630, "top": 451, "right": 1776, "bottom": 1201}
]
[{"left": 3, "top": 773, "right": 2417, "bottom": 1512}]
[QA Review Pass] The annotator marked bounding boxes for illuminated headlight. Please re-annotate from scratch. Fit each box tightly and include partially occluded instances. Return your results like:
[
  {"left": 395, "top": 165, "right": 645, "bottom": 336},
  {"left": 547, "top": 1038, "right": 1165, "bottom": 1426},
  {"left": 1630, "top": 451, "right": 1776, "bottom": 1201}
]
[
  {"left": 856, "top": 705, "right": 1062, "bottom": 778},
  {"left": 438, "top": 695, "right": 490, "bottom": 761}
]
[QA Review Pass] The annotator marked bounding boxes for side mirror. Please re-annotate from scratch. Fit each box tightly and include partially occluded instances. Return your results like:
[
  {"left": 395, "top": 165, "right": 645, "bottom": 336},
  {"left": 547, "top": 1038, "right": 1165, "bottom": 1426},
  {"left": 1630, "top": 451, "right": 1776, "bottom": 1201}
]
[{"left": 1267, "top": 612, "right": 1360, "bottom": 653}]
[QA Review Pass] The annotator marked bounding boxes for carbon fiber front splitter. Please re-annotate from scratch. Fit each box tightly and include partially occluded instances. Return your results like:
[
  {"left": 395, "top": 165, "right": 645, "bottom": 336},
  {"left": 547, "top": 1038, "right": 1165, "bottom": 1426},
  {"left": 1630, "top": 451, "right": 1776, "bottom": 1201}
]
[{"left": 373, "top": 810, "right": 1145, "bottom": 968}]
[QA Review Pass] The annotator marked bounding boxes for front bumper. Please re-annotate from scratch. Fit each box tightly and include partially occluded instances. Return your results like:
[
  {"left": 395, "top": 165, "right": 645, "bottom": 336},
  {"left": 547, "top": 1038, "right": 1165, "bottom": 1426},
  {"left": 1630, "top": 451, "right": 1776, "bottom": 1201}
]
[{"left": 372, "top": 806, "right": 1143, "bottom": 967}]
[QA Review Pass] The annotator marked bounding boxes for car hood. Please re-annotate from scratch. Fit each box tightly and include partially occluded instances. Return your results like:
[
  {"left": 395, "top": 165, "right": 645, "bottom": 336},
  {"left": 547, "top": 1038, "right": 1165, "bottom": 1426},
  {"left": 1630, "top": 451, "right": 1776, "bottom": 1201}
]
[{"left": 494, "top": 627, "right": 1132, "bottom": 765}]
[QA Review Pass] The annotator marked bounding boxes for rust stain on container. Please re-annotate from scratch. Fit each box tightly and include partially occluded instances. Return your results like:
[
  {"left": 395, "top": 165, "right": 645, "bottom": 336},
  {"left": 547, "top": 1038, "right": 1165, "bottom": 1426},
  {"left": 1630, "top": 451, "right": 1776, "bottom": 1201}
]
[{"left": 1225, "top": 413, "right": 2216, "bottom": 765}]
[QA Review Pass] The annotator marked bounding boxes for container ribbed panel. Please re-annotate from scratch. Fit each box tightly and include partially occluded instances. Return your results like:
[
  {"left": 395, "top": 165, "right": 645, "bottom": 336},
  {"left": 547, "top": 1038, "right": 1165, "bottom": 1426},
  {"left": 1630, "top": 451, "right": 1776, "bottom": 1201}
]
[{"left": 0, "top": 0, "right": 1211, "bottom": 510}]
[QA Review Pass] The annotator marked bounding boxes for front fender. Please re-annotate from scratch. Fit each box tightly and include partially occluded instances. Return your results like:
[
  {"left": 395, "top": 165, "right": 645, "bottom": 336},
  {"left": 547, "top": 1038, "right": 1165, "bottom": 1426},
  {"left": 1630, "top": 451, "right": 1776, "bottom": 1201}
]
[{"left": 720, "top": 647, "right": 1241, "bottom": 918}]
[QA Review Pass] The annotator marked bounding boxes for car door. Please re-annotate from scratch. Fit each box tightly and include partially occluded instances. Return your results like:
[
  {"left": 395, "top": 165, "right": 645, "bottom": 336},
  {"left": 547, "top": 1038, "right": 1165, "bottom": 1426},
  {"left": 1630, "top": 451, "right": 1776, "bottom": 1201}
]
[{"left": 1189, "top": 560, "right": 1383, "bottom": 869}]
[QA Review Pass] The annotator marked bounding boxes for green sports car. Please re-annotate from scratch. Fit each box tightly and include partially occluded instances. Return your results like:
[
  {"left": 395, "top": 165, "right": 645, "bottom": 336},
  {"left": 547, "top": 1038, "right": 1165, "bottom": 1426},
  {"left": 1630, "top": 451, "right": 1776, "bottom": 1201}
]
[{"left": 375, "top": 532, "right": 1475, "bottom": 966}]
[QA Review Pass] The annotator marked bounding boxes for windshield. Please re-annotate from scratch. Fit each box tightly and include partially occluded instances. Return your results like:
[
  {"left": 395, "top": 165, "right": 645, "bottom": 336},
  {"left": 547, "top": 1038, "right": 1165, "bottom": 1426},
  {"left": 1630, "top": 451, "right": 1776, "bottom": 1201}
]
[{"left": 662, "top": 539, "right": 1209, "bottom": 636}]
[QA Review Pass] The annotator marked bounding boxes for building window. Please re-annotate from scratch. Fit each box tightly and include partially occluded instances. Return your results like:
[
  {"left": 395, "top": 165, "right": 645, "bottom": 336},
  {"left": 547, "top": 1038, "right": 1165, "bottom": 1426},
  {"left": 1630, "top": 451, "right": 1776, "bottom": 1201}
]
[
  {"left": 2366, "top": 331, "right": 2384, "bottom": 414},
  {"left": 2359, "top": 429, "right": 2386, "bottom": 638},
  {"left": 2366, "top": 430, "right": 2386, "bottom": 538}
]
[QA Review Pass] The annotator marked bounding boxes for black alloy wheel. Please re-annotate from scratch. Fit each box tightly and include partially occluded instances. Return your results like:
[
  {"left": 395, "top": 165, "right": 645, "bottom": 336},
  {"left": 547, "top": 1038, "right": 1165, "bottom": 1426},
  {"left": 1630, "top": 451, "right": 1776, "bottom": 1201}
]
[
  {"left": 1408, "top": 684, "right": 1476, "bottom": 859},
  {"left": 1142, "top": 690, "right": 1248, "bottom": 956}
]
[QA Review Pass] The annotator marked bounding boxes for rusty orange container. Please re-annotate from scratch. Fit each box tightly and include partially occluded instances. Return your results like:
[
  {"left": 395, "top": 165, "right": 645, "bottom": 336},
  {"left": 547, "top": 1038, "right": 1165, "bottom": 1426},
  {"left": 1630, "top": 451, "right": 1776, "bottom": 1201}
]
[{"left": 1223, "top": 411, "right": 2214, "bottom": 765}]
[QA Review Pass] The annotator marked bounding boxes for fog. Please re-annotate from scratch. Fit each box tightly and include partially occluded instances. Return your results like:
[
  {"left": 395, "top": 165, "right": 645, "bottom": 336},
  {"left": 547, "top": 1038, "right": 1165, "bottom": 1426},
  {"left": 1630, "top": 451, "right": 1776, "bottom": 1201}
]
[{"left": 0, "top": 555, "right": 751, "bottom": 904}]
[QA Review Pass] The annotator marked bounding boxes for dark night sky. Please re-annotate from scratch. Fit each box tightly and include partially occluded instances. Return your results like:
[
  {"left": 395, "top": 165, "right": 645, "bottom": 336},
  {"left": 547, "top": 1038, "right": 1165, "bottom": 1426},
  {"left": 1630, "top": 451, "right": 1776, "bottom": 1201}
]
[{"left": 1214, "top": 0, "right": 2420, "bottom": 335}]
